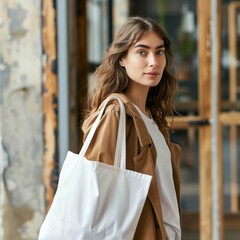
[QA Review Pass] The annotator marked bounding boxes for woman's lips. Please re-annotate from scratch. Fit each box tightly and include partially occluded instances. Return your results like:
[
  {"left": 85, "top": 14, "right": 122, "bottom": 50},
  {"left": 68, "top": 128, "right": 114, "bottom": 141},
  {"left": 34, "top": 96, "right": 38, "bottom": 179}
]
[{"left": 144, "top": 71, "right": 160, "bottom": 76}]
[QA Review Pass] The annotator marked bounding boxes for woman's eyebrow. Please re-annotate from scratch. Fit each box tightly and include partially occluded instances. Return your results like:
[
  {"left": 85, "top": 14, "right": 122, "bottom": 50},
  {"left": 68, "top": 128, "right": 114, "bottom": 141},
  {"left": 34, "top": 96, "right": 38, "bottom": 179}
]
[{"left": 134, "top": 44, "right": 165, "bottom": 49}]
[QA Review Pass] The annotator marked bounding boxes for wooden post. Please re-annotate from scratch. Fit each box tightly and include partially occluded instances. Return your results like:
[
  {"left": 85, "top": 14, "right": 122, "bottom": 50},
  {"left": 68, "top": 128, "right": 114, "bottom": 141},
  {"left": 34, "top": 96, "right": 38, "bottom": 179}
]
[
  {"left": 198, "top": 0, "right": 213, "bottom": 239},
  {"left": 42, "top": 0, "right": 58, "bottom": 212},
  {"left": 216, "top": 0, "right": 224, "bottom": 239},
  {"left": 198, "top": 0, "right": 223, "bottom": 239}
]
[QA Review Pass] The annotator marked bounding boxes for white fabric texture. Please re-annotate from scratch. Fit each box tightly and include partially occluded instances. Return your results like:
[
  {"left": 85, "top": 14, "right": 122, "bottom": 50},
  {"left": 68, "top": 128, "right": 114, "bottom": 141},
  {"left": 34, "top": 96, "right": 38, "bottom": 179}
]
[
  {"left": 134, "top": 104, "right": 181, "bottom": 240},
  {"left": 38, "top": 96, "right": 152, "bottom": 240}
]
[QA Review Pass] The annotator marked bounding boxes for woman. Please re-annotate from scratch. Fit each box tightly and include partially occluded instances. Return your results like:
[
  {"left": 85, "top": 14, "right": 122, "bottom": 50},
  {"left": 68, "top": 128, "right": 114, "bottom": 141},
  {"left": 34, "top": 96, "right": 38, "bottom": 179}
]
[{"left": 82, "top": 16, "right": 181, "bottom": 240}]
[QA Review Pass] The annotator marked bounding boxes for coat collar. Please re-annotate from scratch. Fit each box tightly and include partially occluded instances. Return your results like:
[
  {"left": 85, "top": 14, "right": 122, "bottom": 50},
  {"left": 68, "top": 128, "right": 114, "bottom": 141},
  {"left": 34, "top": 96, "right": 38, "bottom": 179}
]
[{"left": 103, "top": 93, "right": 153, "bottom": 148}]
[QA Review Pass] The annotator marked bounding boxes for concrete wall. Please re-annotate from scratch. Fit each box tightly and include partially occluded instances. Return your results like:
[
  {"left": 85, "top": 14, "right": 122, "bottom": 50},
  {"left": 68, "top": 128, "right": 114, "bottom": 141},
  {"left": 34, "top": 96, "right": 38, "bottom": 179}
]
[{"left": 0, "top": 0, "right": 44, "bottom": 239}]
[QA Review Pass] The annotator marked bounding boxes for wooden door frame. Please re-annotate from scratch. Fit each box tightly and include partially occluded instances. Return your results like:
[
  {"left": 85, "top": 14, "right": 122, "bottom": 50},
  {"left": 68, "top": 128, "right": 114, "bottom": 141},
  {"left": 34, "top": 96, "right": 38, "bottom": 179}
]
[{"left": 42, "top": 0, "right": 59, "bottom": 212}]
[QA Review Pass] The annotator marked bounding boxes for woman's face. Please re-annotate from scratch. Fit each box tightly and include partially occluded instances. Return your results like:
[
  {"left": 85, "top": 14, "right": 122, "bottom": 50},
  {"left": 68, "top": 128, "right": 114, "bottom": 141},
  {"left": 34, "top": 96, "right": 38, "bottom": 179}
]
[{"left": 120, "top": 31, "right": 166, "bottom": 90}]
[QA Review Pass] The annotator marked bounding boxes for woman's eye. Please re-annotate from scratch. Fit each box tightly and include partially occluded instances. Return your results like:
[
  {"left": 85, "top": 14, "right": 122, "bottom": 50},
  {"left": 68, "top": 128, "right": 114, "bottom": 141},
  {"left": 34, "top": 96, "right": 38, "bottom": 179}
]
[
  {"left": 137, "top": 50, "right": 146, "bottom": 56},
  {"left": 157, "top": 49, "right": 165, "bottom": 55}
]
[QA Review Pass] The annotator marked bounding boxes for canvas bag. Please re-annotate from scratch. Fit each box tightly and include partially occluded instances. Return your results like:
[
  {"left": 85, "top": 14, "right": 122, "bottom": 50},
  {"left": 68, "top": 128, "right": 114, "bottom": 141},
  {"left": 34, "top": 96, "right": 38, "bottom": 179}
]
[{"left": 38, "top": 96, "right": 152, "bottom": 240}]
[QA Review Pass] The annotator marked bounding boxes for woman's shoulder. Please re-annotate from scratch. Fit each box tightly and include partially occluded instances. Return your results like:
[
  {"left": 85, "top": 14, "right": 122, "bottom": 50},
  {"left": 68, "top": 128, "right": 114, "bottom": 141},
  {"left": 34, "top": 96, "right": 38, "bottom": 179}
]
[
  {"left": 81, "top": 93, "right": 145, "bottom": 135},
  {"left": 82, "top": 94, "right": 128, "bottom": 134},
  {"left": 94, "top": 93, "right": 140, "bottom": 118}
]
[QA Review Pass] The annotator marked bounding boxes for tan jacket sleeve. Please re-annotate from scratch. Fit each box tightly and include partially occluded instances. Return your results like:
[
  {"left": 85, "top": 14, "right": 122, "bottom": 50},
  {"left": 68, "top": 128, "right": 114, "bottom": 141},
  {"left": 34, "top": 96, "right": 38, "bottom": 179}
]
[{"left": 81, "top": 104, "right": 120, "bottom": 166}]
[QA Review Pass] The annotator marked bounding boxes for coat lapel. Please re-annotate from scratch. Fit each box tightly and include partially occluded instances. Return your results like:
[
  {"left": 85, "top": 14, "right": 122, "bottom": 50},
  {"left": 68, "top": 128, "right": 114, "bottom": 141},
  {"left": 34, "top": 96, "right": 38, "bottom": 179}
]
[
  {"left": 129, "top": 113, "right": 167, "bottom": 239},
  {"left": 133, "top": 142, "right": 167, "bottom": 240}
]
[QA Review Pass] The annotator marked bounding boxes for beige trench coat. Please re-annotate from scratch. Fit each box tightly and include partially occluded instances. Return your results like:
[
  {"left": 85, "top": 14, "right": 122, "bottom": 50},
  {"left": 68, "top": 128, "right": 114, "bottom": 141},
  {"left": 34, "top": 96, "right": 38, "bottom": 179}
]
[{"left": 82, "top": 93, "right": 181, "bottom": 240}]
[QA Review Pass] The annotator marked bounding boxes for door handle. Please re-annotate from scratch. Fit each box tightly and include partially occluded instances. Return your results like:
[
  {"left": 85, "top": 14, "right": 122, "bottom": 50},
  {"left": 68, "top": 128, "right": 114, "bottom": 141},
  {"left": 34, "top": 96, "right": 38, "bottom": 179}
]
[{"left": 189, "top": 119, "right": 210, "bottom": 126}]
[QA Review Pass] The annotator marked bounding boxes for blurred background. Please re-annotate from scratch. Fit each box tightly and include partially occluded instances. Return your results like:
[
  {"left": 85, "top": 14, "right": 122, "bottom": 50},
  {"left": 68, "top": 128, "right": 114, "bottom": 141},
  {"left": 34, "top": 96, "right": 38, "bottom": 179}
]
[{"left": 0, "top": 0, "right": 240, "bottom": 239}]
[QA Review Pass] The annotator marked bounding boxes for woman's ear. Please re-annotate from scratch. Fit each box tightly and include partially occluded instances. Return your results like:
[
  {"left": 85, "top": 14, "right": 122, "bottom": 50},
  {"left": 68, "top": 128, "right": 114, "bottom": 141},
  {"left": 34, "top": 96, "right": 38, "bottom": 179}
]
[{"left": 119, "top": 59, "right": 125, "bottom": 67}]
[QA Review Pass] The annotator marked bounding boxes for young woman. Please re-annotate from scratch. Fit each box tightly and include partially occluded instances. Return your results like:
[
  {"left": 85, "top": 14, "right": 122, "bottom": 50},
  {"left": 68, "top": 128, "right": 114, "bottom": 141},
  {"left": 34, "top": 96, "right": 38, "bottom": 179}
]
[{"left": 82, "top": 16, "right": 181, "bottom": 240}]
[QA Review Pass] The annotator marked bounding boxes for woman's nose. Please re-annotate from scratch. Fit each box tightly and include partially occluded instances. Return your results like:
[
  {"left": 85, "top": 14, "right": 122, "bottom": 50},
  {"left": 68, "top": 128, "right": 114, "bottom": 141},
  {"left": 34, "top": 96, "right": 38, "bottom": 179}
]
[{"left": 148, "top": 53, "right": 158, "bottom": 66}]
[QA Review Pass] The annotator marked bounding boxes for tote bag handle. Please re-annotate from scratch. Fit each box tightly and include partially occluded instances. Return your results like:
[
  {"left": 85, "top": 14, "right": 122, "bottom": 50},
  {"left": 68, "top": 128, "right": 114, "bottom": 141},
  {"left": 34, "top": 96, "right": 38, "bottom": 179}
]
[{"left": 79, "top": 96, "right": 126, "bottom": 169}]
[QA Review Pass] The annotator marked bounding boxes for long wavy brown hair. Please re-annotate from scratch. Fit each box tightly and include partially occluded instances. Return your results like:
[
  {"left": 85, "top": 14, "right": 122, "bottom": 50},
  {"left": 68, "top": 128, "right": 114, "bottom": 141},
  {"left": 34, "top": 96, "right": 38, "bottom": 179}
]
[{"left": 86, "top": 16, "right": 178, "bottom": 130}]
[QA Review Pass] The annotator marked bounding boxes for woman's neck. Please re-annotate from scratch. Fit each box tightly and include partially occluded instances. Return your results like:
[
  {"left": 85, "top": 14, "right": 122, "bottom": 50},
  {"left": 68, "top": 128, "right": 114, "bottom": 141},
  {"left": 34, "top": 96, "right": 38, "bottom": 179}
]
[{"left": 123, "top": 83, "right": 150, "bottom": 116}]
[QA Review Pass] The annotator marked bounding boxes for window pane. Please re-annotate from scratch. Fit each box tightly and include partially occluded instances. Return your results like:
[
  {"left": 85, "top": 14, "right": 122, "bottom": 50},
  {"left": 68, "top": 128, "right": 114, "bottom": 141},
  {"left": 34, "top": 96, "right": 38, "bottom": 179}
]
[
  {"left": 221, "top": 0, "right": 240, "bottom": 112},
  {"left": 222, "top": 125, "right": 240, "bottom": 213}
]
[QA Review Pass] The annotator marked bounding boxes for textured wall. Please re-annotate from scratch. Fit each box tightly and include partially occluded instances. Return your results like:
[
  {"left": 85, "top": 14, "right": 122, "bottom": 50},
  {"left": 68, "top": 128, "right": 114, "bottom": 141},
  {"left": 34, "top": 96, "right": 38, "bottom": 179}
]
[{"left": 0, "top": 1, "right": 44, "bottom": 239}]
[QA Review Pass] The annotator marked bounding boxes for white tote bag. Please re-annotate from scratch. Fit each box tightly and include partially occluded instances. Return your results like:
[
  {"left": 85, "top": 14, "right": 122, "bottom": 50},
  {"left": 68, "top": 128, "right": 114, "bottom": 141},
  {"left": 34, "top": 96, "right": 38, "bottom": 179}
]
[{"left": 38, "top": 96, "right": 152, "bottom": 240}]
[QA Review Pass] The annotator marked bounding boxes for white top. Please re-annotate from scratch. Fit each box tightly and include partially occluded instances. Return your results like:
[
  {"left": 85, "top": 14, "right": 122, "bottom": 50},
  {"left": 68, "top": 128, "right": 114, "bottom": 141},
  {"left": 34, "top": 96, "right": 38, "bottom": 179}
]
[{"left": 134, "top": 105, "right": 181, "bottom": 240}]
